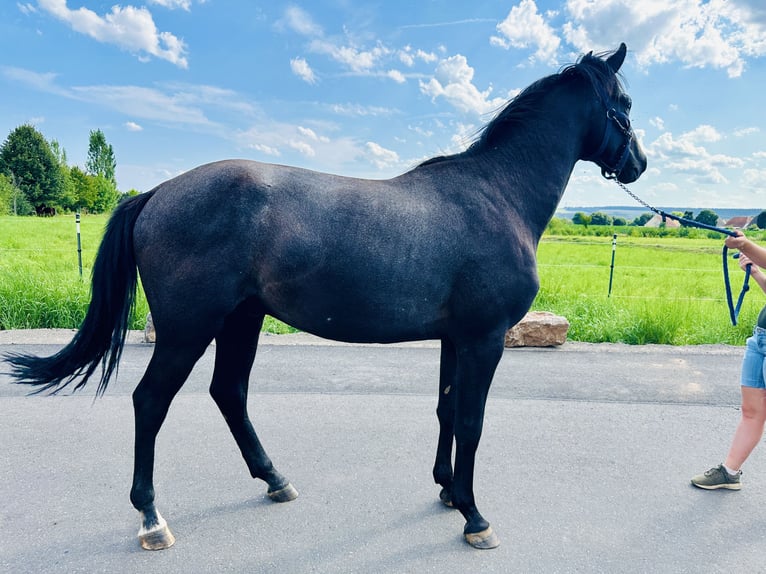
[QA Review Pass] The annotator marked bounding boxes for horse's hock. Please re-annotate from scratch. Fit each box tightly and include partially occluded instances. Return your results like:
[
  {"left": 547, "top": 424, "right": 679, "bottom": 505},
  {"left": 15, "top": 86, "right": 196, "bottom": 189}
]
[
  {"left": 504, "top": 312, "right": 569, "bottom": 348},
  {"left": 145, "top": 312, "right": 570, "bottom": 347}
]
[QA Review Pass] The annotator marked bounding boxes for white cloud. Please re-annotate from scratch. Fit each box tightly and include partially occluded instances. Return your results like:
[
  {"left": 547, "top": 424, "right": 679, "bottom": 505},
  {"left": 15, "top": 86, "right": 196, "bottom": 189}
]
[
  {"left": 290, "top": 57, "right": 317, "bottom": 84},
  {"left": 124, "top": 121, "right": 143, "bottom": 131},
  {"left": 297, "top": 126, "right": 329, "bottom": 143},
  {"left": 562, "top": 0, "right": 766, "bottom": 78},
  {"left": 491, "top": 0, "right": 560, "bottom": 64},
  {"left": 386, "top": 69, "right": 406, "bottom": 84},
  {"left": 253, "top": 143, "right": 281, "bottom": 156},
  {"left": 365, "top": 141, "right": 400, "bottom": 169},
  {"left": 398, "top": 46, "right": 438, "bottom": 67},
  {"left": 734, "top": 127, "right": 760, "bottom": 137},
  {"left": 17, "top": 3, "right": 37, "bottom": 15},
  {"left": 37, "top": 0, "right": 188, "bottom": 68},
  {"left": 649, "top": 117, "right": 666, "bottom": 131},
  {"left": 647, "top": 125, "right": 744, "bottom": 185},
  {"left": 281, "top": 5, "right": 323, "bottom": 37},
  {"left": 289, "top": 140, "right": 316, "bottom": 157},
  {"left": 148, "top": 0, "right": 194, "bottom": 10},
  {"left": 419, "top": 54, "right": 508, "bottom": 115},
  {"left": 309, "top": 39, "right": 390, "bottom": 73}
]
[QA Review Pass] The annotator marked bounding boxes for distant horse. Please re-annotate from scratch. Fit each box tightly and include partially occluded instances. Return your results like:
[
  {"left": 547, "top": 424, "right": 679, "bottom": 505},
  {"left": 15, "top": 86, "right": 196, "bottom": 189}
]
[
  {"left": 6, "top": 44, "right": 646, "bottom": 551},
  {"left": 35, "top": 205, "right": 56, "bottom": 216}
]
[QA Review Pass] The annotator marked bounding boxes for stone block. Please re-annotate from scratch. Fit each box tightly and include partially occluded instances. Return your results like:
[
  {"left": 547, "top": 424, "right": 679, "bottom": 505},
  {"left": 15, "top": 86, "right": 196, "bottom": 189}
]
[{"left": 504, "top": 311, "right": 569, "bottom": 347}]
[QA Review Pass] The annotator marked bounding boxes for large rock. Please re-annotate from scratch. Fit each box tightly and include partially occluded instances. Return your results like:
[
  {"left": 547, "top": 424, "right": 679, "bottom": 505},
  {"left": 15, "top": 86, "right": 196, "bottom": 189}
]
[
  {"left": 145, "top": 313, "right": 156, "bottom": 343},
  {"left": 504, "top": 311, "right": 569, "bottom": 347}
]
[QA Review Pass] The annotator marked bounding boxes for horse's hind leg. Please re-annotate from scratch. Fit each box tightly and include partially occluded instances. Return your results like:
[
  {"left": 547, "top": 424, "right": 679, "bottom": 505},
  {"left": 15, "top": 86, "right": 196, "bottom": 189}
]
[
  {"left": 131, "top": 336, "right": 212, "bottom": 550},
  {"left": 209, "top": 305, "right": 297, "bottom": 502},
  {"left": 433, "top": 339, "right": 457, "bottom": 507}
]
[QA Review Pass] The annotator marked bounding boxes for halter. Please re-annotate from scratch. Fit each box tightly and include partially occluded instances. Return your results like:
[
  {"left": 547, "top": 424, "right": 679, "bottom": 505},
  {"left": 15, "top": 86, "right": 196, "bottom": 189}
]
[
  {"left": 614, "top": 179, "right": 751, "bottom": 326},
  {"left": 583, "top": 80, "right": 634, "bottom": 180}
]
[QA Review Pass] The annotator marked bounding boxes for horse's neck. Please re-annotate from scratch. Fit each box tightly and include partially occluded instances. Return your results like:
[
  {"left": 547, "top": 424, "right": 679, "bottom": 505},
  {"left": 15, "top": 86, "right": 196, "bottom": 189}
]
[{"left": 470, "top": 100, "right": 587, "bottom": 240}]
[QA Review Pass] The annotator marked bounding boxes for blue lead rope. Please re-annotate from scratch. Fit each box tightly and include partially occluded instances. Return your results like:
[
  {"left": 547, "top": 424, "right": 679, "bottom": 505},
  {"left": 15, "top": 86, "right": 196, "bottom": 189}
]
[
  {"left": 725, "top": 252, "right": 751, "bottom": 326},
  {"left": 614, "top": 180, "right": 752, "bottom": 326}
]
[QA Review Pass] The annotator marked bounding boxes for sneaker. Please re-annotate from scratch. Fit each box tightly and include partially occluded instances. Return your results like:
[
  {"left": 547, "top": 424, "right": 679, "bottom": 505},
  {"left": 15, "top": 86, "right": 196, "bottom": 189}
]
[{"left": 690, "top": 464, "right": 742, "bottom": 490}]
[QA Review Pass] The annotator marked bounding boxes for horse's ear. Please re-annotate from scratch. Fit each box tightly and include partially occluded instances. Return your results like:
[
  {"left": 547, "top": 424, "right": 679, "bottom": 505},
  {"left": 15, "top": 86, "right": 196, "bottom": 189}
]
[{"left": 606, "top": 43, "right": 627, "bottom": 73}]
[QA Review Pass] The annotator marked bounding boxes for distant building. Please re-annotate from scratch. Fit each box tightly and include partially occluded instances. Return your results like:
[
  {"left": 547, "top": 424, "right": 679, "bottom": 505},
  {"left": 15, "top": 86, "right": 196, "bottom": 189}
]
[{"left": 722, "top": 216, "right": 754, "bottom": 229}]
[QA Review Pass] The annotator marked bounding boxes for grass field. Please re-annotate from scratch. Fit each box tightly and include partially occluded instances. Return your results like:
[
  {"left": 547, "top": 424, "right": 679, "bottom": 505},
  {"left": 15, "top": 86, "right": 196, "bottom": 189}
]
[{"left": 1, "top": 214, "right": 763, "bottom": 345}]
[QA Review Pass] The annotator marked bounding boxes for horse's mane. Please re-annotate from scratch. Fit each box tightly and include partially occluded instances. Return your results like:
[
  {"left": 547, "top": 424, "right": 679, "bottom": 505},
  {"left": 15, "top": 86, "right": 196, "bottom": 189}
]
[{"left": 419, "top": 50, "right": 624, "bottom": 167}]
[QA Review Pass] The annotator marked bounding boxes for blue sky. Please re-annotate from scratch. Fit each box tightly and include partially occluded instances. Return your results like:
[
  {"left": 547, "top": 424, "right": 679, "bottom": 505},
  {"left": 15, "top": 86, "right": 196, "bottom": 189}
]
[{"left": 2, "top": 0, "right": 766, "bottom": 209}]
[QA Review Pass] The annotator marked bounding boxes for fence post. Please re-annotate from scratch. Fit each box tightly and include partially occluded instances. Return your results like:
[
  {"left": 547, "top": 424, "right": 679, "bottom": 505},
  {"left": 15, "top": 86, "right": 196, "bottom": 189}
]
[
  {"left": 76, "top": 211, "right": 83, "bottom": 280},
  {"left": 608, "top": 233, "right": 617, "bottom": 297}
]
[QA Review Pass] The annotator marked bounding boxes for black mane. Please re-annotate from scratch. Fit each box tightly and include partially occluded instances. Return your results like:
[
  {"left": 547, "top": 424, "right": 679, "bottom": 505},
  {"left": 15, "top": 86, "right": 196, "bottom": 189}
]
[{"left": 419, "top": 50, "right": 624, "bottom": 167}]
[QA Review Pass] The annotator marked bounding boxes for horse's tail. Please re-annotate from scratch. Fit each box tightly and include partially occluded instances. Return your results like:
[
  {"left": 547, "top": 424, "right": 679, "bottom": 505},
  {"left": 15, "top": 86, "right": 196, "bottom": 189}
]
[{"left": 5, "top": 191, "right": 155, "bottom": 396}]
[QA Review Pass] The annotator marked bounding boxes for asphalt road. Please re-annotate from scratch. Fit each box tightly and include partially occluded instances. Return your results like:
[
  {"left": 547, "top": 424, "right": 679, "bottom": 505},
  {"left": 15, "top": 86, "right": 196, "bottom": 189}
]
[{"left": 1, "top": 331, "right": 764, "bottom": 573}]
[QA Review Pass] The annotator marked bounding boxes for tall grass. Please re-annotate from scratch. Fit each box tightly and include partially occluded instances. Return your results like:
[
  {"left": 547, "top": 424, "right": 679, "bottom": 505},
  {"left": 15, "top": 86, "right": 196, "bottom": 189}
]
[
  {"left": 1, "top": 215, "right": 762, "bottom": 344},
  {"left": 533, "top": 235, "right": 762, "bottom": 345}
]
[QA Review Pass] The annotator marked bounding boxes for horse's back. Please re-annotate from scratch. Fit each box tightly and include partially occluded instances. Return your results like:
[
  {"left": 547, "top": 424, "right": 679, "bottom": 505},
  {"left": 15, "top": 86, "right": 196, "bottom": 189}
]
[{"left": 131, "top": 158, "right": 538, "bottom": 344}]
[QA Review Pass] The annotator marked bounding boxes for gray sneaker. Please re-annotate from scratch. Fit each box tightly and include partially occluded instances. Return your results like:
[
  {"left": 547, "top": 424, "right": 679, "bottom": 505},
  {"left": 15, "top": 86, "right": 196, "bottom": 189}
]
[{"left": 691, "top": 464, "right": 742, "bottom": 490}]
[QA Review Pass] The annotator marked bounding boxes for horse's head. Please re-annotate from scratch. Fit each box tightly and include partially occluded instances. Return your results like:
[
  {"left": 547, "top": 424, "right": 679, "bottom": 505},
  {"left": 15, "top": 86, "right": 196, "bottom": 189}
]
[{"left": 579, "top": 43, "right": 647, "bottom": 184}]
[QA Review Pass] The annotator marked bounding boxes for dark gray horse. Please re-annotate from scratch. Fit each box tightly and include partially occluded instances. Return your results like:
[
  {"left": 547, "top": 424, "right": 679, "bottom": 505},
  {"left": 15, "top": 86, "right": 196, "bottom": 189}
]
[{"left": 6, "top": 44, "right": 646, "bottom": 551}]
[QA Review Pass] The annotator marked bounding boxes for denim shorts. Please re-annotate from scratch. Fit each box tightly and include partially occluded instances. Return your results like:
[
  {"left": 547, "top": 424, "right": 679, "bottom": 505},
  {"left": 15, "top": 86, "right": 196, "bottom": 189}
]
[{"left": 740, "top": 327, "right": 766, "bottom": 389}]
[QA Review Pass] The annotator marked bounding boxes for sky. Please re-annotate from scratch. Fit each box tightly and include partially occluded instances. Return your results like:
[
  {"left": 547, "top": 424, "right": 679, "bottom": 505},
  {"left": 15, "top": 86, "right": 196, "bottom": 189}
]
[{"left": 2, "top": 1, "right": 766, "bottom": 210}]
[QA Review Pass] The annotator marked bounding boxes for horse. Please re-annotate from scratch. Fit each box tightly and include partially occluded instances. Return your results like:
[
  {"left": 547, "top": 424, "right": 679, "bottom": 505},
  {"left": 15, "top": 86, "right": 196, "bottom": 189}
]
[{"left": 5, "top": 43, "right": 646, "bottom": 551}]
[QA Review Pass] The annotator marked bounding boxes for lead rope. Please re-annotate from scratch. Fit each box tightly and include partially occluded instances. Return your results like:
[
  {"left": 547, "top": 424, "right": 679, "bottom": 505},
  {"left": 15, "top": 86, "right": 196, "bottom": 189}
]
[{"left": 612, "top": 180, "right": 751, "bottom": 326}]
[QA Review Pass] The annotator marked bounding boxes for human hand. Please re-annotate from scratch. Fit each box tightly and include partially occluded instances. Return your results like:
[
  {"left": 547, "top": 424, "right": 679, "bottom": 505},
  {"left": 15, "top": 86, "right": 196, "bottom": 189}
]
[
  {"left": 738, "top": 253, "right": 755, "bottom": 272},
  {"left": 725, "top": 230, "right": 747, "bottom": 251}
]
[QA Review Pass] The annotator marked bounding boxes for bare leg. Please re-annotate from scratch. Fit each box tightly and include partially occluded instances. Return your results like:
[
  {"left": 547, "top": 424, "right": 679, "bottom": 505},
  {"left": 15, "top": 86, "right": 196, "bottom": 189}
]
[
  {"left": 209, "top": 307, "right": 297, "bottom": 501},
  {"left": 724, "top": 387, "right": 766, "bottom": 471}
]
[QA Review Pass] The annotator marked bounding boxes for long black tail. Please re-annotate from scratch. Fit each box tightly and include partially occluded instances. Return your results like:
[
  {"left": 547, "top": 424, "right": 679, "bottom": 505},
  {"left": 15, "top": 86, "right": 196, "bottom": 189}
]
[{"left": 5, "top": 191, "right": 155, "bottom": 396}]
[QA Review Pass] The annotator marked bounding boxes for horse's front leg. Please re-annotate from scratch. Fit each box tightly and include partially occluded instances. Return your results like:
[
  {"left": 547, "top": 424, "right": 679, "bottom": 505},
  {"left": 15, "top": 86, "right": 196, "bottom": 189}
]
[
  {"left": 451, "top": 334, "right": 505, "bottom": 549},
  {"left": 433, "top": 339, "right": 457, "bottom": 507}
]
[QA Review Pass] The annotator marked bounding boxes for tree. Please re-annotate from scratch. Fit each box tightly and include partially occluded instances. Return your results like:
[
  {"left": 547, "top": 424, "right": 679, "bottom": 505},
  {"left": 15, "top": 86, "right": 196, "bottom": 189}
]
[
  {"left": 86, "top": 129, "right": 116, "bottom": 185},
  {"left": 756, "top": 210, "right": 766, "bottom": 230},
  {"left": 92, "top": 174, "right": 119, "bottom": 213},
  {"left": 69, "top": 166, "right": 97, "bottom": 212},
  {"left": 695, "top": 209, "right": 719, "bottom": 227},
  {"left": 632, "top": 212, "right": 653, "bottom": 226},
  {"left": 0, "top": 124, "right": 64, "bottom": 211},
  {"left": 572, "top": 212, "right": 592, "bottom": 227},
  {"left": 613, "top": 217, "right": 627, "bottom": 226},
  {"left": 590, "top": 211, "right": 613, "bottom": 226}
]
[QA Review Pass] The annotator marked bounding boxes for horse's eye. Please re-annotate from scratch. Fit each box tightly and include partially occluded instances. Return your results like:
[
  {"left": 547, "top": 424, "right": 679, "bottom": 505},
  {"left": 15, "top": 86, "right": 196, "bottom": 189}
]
[{"left": 622, "top": 95, "right": 632, "bottom": 112}]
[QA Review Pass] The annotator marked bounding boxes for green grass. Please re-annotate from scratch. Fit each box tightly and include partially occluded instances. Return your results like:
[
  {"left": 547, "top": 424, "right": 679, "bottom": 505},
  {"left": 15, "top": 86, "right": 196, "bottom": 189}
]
[
  {"left": 1, "top": 214, "right": 761, "bottom": 344},
  {"left": 533, "top": 235, "right": 760, "bottom": 345}
]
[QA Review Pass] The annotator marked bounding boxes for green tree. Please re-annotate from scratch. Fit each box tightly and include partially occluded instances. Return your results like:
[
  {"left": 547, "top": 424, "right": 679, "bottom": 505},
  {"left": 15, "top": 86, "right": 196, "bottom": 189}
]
[
  {"left": 0, "top": 124, "right": 63, "bottom": 211},
  {"left": 86, "top": 129, "right": 116, "bottom": 185},
  {"left": 590, "top": 211, "right": 613, "bottom": 226},
  {"left": 572, "top": 212, "right": 592, "bottom": 227},
  {"left": 70, "top": 166, "right": 97, "bottom": 212},
  {"left": 613, "top": 217, "right": 627, "bottom": 226},
  {"left": 92, "top": 174, "right": 119, "bottom": 213},
  {"left": 695, "top": 209, "right": 719, "bottom": 227},
  {"left": 632, "top": 212, "right": 653, "bottom": 226},
  {"left": 49, "top": 138, "right": 77, "bottom": 212}
]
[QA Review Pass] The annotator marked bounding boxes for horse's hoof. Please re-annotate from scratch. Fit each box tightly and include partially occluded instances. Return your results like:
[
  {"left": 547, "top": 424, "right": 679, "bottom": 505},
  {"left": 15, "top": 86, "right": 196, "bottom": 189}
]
[
  {"left": 464, "top": 526, "right": 500, "bottom": 549},
  {"left": 267, "top": 482, "right": 299, "bottom": 503},
  {"left": 439, "top": 488, "right": 454, "bottom": 508},
  {"left": 138, "top": 521, "right": 176, "bottom": 550}
]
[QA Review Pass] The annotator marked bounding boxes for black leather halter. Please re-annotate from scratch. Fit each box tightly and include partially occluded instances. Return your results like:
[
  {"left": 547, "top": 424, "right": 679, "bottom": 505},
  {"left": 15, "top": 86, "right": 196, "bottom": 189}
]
[{"left": 583, "top": 81, "right": 634, "bottom": 180}]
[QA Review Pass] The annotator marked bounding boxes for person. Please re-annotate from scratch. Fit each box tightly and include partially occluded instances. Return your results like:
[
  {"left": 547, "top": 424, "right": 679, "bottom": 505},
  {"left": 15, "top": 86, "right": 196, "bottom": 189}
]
[{"left": 691, "top": 230, "right": 766, "bottom": 490}]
